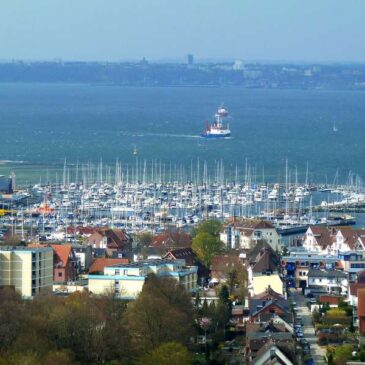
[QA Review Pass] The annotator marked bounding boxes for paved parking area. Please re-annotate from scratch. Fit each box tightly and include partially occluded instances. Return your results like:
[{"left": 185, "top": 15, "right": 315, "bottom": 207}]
[{"left": 290, "top": 289, "right": 326, "bottom": 365}]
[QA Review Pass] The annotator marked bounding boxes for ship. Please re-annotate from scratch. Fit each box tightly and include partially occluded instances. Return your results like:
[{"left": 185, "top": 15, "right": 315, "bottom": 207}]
[{"left": 201, "top": 106, "right": 231, "bottom": 138}]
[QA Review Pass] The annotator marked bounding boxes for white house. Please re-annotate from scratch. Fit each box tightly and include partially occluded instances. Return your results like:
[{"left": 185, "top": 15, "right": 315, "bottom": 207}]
[
  {"left": 220, "top": 219, "right": 281, "bottom": 251},
  {"left": 308, "top": 269, "right": 348, "bottom": 296},
  {"left": 303, "top": 226, "right": 365, "bottom": 255}
]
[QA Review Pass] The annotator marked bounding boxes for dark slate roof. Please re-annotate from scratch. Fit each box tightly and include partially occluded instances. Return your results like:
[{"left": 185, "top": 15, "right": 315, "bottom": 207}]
[
  {"left": 308, "top": 269, "right": 347, "bottom": 279},
  {"left": 251, "top": 247, "right": 280, "bottom": 274},
  {"left": 259, "top": 311, "right": 294, "bottom": 325},
  {"left": 250, "top": 299, "right": 290, "bottom": 318},
  {"left": 93, "top": 248, "right": 106, "bottom": 258},
  {"left": 247, "top": 331, "right": 293, "bottom": 341}
]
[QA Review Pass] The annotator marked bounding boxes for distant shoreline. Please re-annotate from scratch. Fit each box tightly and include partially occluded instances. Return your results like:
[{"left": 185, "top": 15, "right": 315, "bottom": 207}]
[{"left": 0, "top": 61, "right": 364, "bottom": 90}]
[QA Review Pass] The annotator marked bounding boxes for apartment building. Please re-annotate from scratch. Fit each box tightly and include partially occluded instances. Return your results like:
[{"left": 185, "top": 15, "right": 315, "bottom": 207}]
[
  {"left": 88, "top": 259, "right": 198, "bottom": 299},
  {"left": 0, "top": 246, "right": 53, "bottom": 298}
]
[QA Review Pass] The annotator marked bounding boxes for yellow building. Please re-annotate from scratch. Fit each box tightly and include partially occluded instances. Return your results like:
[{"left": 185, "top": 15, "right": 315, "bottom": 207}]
[
  {"left": 89, "top": 259, "right": 198, "bottom": 299},
  {"left": 0, "top": 246, "right": 54, "bottom": 298},
  {"left": 251, "top": 273, "right": 284, "bottom": 296}
]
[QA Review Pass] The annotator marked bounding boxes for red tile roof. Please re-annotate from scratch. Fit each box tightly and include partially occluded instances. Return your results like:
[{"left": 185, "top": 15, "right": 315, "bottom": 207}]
[
  {"left": 211, "top": 254, "right": 241, "bottom": 272},
  {"left": 52, "top": 245, "right": 72, "bottom": 268},
  {"left": 338, "top": 228, "right": 365, "bottom": 250},
  {"left": 152, "top": 230, "right": 191, "bottom": 248},
  {"left": 28, "top": 243, "right": 74, "bottom": 268},
  {"left": 89, "top": 258, "right": 129, "bottom": 274},
  {"left": 67, "top": 226, "right": 96, "bottom": 235},
  {"left": 307, "top": 226, "right": 335, "bottom": 249}
]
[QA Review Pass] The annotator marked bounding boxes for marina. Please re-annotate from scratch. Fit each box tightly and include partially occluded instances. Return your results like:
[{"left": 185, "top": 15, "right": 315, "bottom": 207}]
[{"left": 1, "top": 160, "right": 364, "bottom": 241}]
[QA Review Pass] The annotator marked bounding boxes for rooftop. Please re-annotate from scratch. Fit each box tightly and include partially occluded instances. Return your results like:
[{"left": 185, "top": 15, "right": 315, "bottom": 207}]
[
  {"left": 107, "top": 258, "right": 181, "bottom": 269},
  {"left": 308, "top": 269, "right": 347, "bottom": 278}
]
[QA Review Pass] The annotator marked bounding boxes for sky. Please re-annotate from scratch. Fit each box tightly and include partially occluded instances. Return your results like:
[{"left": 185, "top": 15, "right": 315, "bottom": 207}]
[{"left": 0, "top": 0, "right": 364, "bottom": 63}]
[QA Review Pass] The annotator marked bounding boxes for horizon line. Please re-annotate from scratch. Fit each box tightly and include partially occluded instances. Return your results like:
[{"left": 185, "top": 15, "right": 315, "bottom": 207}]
[{"left": 2, "top": 58, "right": 365, "bottom": 66}]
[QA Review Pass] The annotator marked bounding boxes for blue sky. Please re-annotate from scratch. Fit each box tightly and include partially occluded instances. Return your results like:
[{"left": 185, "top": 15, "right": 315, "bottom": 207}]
[{"left": 0, "top": 0, "right": 364, "bottom": 62}]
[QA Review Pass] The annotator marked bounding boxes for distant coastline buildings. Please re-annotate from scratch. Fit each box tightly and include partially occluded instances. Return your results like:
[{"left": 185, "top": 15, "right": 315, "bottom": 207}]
[{"left": 186, "top": 54, "right": 194, "bottom": 65}]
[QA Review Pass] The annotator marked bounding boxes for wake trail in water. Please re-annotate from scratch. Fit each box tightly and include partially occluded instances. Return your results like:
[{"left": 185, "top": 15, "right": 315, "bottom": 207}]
[{"left": 119, "top": 131, "right": 200, "bottom": 139}]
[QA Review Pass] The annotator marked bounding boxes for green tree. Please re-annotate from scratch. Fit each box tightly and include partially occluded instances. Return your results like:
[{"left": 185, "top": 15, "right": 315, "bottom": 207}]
[
  {"left": 125, "top": 274, "right": 194, "bottom": 353},
  {"left": 135, "top": 342, "right": 192, "bottom": 365},
  {"left": 136, "top": 231, "right": 153, "bottom": 248},
  {"left": 0, "top": 287, "right": 24, "bottom": 351},
  {"left": 333, "top": 344, "right": 354, "bottom": 365},
  {"left": 192, "top": 232, "right": 224, "bottom": 268},
  {"left": 218, "top": 285, "right": 230, "bottom": 304},
  {"left": 226, "top": 269, "right": 237, "bottom": 294},
  {"left": 192, "top": 220, "right": 222, "bottom": 238}
]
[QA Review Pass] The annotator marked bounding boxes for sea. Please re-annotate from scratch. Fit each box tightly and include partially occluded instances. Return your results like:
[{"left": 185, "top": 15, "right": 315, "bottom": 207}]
[{"left": 0, "top": 83, "right": 365, "bottom": 186}]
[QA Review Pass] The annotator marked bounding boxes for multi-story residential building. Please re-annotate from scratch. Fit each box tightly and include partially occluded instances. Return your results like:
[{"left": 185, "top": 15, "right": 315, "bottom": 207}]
[
  {"left": 282, "top": 252, "right": 339, "bottom": 289},
  {"left": 303, "top": 226, "right": 365, "bottom": 255},
  {"left": 88, "top": 259, "right": 198, "bottom": 299},
  {"left": 246, "top": 241, "right": 283, "bottom": 296},
  {"left": 338, "top": 251, "right": 365, "bottom": 282},
  {"left": 220, "top": 219, "right": 281, "bottom": 251},
  {"left": 29, "top": 244, "right": 78, "bottom": 283},
  {"left": 0, "top": 246, "right": 53, "bottom": 298},
  {"left": 307, "top": 269, "right": 348, "bottom": 296}
]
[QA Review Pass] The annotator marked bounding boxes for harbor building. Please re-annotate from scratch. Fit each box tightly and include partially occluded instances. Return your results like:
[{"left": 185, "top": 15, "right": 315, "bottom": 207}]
[
  {"left": 0, "top": 246, "right": 53, "bottom": 298},
  {"left": 88, "top": 259, "right": 198, "bottom": 299}
]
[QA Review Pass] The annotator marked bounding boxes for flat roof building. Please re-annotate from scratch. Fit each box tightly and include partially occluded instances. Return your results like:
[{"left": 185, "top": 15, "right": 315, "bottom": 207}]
[
  {"left": 89, "top": 259, "right": 198, "bottom": 299},
  {"left": 0, "top": 246, "right": 53, "bottom": 298}
]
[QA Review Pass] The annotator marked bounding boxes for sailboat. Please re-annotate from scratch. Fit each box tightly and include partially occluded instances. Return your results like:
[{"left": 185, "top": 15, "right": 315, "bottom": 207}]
[{"left": 333, "top": 122, "right": 338, "bottom": 133}]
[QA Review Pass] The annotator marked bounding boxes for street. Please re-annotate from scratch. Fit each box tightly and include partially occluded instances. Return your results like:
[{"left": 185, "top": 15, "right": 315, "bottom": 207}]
[{"left": 290, "top": 288, "right": 326, "bottom": 365}]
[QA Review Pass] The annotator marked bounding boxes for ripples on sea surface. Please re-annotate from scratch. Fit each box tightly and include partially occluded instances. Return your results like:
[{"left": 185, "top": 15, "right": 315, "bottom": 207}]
[{"left": 0, "top": 83, "right": 364, "bottom": 184}]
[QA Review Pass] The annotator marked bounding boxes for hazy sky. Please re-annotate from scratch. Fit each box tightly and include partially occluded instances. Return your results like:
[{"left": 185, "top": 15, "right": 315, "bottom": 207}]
[{"left": 0, "top": 0, "right": 364, "bottom": 62}]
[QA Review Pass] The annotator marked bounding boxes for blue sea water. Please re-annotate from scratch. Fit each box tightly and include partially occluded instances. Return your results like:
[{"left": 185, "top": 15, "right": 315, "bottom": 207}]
[{"left": 0, "top": 83, "right": 364, "bottom": 184}]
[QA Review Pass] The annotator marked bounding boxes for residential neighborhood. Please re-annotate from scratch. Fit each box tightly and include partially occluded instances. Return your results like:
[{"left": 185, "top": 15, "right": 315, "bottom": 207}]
[{"left": 1, "top": 219, "right": 365, "bottom": 364}]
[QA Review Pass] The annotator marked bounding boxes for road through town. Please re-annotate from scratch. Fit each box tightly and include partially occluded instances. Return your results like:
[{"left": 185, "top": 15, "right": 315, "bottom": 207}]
[{"left": 291, "top": 289, "right": 326, "bottom": 365}]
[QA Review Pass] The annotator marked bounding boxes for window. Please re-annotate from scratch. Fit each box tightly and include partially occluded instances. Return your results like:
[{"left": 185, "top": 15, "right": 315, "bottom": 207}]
[
  {"left": 58, "top": 272, "right": 62, "bottom": 278},
  {"left": 115, "top": 269, "right": 120, "bottom": 275}
]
